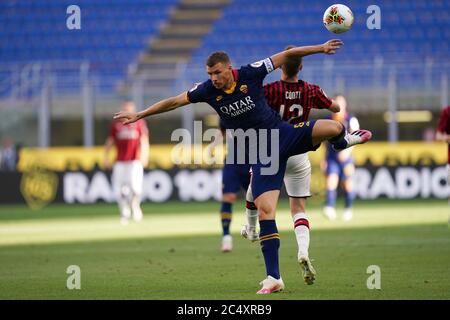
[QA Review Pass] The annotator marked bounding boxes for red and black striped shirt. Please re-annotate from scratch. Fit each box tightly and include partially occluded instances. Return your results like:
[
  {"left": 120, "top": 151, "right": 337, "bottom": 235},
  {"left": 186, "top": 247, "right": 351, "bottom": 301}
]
[
  {"left": 263, "top": 80, "right": 332, "bottom": 125},
  {"left": 437, "top": 106, "right": 450, "bottom": 163}
]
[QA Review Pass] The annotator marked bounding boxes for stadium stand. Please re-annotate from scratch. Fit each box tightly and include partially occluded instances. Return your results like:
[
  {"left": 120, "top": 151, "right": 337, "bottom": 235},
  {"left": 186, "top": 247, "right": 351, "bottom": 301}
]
[
  {"left": 190, "top": 0, "right": 449, "bottom": 65},
  {"left": 0, "top": 0, "right": 448, "bottom": 146},
  {"left": 0, "top": 0, "right": 178, "bottom": 91},
  {"left": 184, "top": 0, "right": 449, "bottom": 97},
  {"left": 1, "top": 0, "right": 448, "bottom": 94}
]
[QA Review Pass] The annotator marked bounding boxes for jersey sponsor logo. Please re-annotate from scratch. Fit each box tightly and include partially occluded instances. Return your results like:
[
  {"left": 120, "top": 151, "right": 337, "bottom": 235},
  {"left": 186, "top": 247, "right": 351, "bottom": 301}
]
[
  {"left": 239, "top": 84, "right": 248, "bottom": 94},
  {"left": 117, "top": 127, "right": 139, "bottom": 140},
  {"left": 219, "top": 96, "right": 256, "bottom": 117},
  {"left": 294, "top": 121, "right": 310, "bottom": 128}
]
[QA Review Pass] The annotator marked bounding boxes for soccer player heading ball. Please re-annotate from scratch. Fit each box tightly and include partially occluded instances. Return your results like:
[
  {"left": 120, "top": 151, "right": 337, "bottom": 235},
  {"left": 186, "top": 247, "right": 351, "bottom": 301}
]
[
  {"left": 114, "top": 39, "right": 372, "bottom": 294},
  {"left": 241, "top": 45, "right": 342, "bottom": 286}
]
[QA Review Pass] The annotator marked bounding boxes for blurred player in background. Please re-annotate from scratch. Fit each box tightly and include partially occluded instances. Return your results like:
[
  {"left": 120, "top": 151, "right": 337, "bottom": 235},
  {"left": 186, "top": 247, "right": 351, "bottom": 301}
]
[
  {"left": 436, "top": 105, "right": 450, "bottom": 182},
  {"left": 436, "top": 105, "right": 450, "bottom": 223},
  {"left": 114, "top": 40, "right": 373, "bottom": 294},
  {"left": 104, "top": 101, "right": 149, "bottom": 225},
  {"left": 207, "top": 124, "right": 251, "bottom": 252},
  {"left": 322, "top": 95, "right": 359, "bottom": 221},
  {"left": 241, "top": 45, "right": 341, "bottom": 285},
  {"left": 0, "top": 137, "right": 18, "bottom": 171}
]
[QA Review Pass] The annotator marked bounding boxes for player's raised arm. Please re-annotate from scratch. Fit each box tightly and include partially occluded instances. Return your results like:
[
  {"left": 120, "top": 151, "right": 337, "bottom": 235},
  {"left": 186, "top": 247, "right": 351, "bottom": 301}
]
[
  {"left": 271, "top": 39, "right": 343, "bottom": 70},
  {"left": 113, "top": 92, "right": 190, "bottom": 124}
]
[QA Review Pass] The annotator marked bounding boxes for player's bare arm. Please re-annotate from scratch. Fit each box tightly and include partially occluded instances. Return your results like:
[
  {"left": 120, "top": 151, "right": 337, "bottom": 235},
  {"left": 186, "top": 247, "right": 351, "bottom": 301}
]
[
  {"left": 113, "top": 92, "right": 190, "bottom": 124},
  {"left": 329, "top": 99, "right": 341, "bottom": 113},
  {"left": 436, "top": 131, "right": 450, "bottom": 143},
  {"left": 103, "top": 136, "right": 115, "bottom": 169},
  {"left": 271, "top": 39, "right": 343, "bottom": 69}
]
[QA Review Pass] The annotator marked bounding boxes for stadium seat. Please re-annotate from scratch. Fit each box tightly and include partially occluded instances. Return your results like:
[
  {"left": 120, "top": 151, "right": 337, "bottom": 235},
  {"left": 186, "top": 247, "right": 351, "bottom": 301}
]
[{"left": 0, "top": 0, "right": 177, "bottom": 93}]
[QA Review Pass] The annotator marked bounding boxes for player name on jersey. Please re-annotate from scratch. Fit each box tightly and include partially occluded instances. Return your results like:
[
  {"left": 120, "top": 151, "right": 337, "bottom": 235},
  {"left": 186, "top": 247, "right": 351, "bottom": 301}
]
[{"left": 285, "top": 91, "right": 301, "bottom": 99}]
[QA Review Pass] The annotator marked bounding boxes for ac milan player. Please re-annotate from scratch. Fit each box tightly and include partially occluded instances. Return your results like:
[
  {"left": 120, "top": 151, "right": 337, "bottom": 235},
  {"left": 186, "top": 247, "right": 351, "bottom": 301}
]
[
  {"left": 242, "top": 45, "right": 340, "bottom": 285},
  {"left": 104, "top": 101, "right": 149, "bottom": 225},
  {"left": 113, "top": 40, "right": 372, "bottom": 294},
  {"left": 436, "top": 105, "right": 450, "bottom": 223}
]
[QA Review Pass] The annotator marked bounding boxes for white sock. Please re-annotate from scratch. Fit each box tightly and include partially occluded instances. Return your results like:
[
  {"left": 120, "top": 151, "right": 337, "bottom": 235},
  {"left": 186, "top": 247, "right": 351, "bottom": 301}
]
[
  {"left": 292, "top": 212, "right": 310, "bottom": 258},
  {"left": 246, "top": 208, "right": 258, "bottom": 229},
  {"left": 118, "top": 184, "right": 132, "bottom": 219},
  {"left": 246, "top": 186, "right": 258, "bottom": 229},
  {"left": 131, "top": 194, "right": 143, "bottom": 221},
  {"left": 118, "top": 199, "right": 131, "bottom": 219}
]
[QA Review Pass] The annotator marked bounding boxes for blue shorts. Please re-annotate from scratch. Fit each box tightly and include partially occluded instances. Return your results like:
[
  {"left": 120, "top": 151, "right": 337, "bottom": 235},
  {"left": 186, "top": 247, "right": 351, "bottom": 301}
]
[
  {"left": 251, "top": 120, "right": 319, "bottom": 200},
  {"left": 326, "top": 158, "right": 354, "bottom": 181},
  {"left": 222, "top": 163, "right": 251, "bottom": 194}
]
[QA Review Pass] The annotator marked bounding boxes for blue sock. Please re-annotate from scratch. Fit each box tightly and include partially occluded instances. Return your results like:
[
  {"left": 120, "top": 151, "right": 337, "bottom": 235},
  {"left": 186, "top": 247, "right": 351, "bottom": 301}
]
[
  {"left": 326, "top": 188, "right": 337, "bottom": 207},
  {"left": 330, "top": 126, "right": 348, "bottom": 150},
  {"left": 220, "top": 202, "right": 232, "bottom": 236},
  {"left": 344, "top": 190, "right": 354, "bottom": 209},
  {"left": 259, "top": 220, "right": 280, "bottom": 279}
]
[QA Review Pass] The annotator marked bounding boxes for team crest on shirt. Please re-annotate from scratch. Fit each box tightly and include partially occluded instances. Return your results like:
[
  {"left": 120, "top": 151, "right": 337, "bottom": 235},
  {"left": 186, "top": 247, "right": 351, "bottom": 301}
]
[
  {"left": 216, "top": 95, "right": 223, "bottom": 101},
  {"left": 239, "top": 85, "right": 248, "bottom": 94}
]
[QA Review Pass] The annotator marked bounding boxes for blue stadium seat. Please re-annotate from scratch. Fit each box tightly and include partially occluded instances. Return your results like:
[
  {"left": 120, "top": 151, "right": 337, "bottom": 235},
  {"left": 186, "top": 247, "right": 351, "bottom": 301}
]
[
  {"left": 0, "top": 0, "right": 177, "bottom": 93},
  {"left": 1, "top": 0, "right": 449, "bottom": 94},
  {"left": 191, "top": 0, "right": 449, "bottom": 68}
]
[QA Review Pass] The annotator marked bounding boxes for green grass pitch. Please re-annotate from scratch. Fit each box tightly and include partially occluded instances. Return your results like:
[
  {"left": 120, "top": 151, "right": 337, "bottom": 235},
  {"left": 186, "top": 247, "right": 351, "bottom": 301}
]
[{"left": 0, "top": 199, "right": 449, "bottom": 300}]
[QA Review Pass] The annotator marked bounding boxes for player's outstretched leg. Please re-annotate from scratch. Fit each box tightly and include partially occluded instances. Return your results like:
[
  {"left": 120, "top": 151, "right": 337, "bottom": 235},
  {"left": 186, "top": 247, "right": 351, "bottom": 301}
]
[
  {"left": 311, "top": 120, "right": 372, "bottom": 150},
  {"left": 333, "top": 129, "right": 372, "bottom": 150}
]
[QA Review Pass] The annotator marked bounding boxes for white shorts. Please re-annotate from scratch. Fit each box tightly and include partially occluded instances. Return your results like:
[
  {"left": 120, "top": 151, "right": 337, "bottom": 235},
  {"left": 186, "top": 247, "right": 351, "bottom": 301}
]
[
  {"left": 283, "top": 153, "right": 311, "bottom": 198},
  {"left": 112, "top": 160, "right": 144, "bottom": 197}
]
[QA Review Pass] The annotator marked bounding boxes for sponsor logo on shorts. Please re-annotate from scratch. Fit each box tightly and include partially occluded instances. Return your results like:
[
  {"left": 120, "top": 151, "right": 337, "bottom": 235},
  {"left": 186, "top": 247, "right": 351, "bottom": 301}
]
[{"left": 294, "top": 121, "right": 310, "bottom": 128}]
